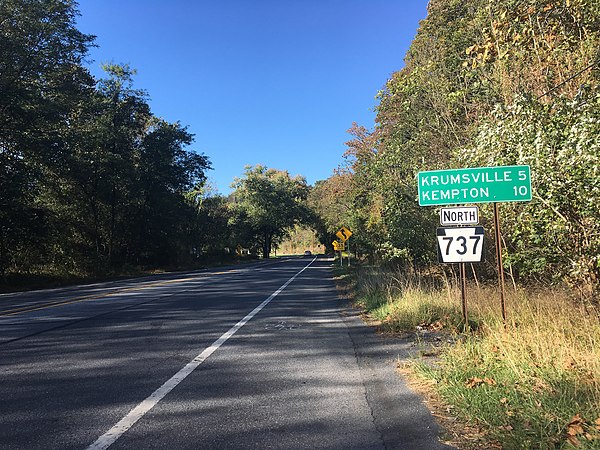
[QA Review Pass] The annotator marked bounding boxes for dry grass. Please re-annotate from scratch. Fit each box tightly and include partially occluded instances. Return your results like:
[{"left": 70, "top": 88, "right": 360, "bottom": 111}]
[
  {"left": 436, "top": 288, "right": 600, "bottom": 449},
  {"left": 346, "top": 265, "right": 600, "bottom": 448}
]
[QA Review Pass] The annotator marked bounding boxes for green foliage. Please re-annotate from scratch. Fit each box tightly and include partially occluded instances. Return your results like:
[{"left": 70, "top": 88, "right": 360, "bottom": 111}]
[
  {"left": 312, "top": 0, "right": 600, "bottom": 296},
  {"left": 464, "top": 0, "right": 600, "bottom": 101},
  {"left": 0, "top": 0, "right": 216, "bottom": 280},
  {"left": 307, "top": 173, "right": 353, "bottom": 253},
  {"left": 459, "top": 91, "right": 600, "bottom": 296},
  {"left": 276, "top": 225, "right": 323, "bottom": 255},
  {"left": 0, "top": 0, "right": 95, "bottom": 275},
  {"left": 230, "top": 165, "right": 310, "bottom": 258},
  {"left": 47, "top": 65, "right": 212, "bottom": 272}
]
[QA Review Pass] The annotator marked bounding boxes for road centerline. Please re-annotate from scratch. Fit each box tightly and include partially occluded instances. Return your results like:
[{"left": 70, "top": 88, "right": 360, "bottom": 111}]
[
  {"left": 0, "top": 276, "right": 217, "bottom": 317},
  {"left": 86, "top": 256, "right": 317, "bottom": 450}
]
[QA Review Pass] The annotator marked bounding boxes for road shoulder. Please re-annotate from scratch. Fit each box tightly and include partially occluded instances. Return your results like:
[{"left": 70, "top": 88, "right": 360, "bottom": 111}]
[{"left": 339, "top": 301, "right": 456, "bottom": 450}]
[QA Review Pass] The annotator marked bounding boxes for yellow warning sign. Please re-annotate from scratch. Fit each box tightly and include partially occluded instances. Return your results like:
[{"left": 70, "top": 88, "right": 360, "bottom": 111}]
[{"left": 335, "top": 226, "right": 352, "bottom": 242}]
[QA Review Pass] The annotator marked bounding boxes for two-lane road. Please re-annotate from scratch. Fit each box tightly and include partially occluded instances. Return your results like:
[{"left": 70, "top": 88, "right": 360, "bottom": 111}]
[{"left": 0, "top": 257, "right": 451, "bottom": 449}]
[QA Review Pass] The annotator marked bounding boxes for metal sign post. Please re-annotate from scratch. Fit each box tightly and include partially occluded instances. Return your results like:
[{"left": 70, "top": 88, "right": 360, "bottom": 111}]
[
  {"left": 347, "top": 238, "right": 350, "bottom": 267},
  {"left": 493, "top": 203, "right": 507, "bottom": 323},
  {"left": 460, "top": 262, "right": 468, "bottom": 330},
  {"left": 436, "top": 225, "right": 484, "bottom": 332}
]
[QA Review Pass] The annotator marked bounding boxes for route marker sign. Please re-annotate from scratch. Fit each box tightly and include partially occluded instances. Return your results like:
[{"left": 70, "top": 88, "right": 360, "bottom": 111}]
[
  {"left": 437, "top": 227, "right": 485, "bottom": 263},
  {"left": 440, "top": 206, "right": 479, "bottom": 226},
  {"left": 418, "top": 165, "right": 531, "bottom": 206},
  {"left": 336, "top": 226, "right": 353, "bottom": 242},
  {"left": 332, "top": 240, "right": 345, "bottom": 251}
]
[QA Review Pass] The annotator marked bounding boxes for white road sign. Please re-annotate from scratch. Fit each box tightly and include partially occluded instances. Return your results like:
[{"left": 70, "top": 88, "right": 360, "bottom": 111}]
[
  {"left": 439, "top": 206, "right": 479, "bottom": 226},
  {"left": 437, "top": 227, "right": 485, "bottom": 263}
]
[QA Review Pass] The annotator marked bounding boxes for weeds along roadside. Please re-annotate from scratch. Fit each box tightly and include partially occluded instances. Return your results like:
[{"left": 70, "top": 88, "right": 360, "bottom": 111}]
[{"left": 334, "top": 263, "right": 600, "bottom": 449}]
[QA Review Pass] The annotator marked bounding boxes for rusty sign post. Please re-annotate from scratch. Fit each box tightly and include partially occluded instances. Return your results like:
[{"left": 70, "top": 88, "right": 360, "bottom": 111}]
[{"left": 493, "top": 203, "right": 507, "bottom": 323}]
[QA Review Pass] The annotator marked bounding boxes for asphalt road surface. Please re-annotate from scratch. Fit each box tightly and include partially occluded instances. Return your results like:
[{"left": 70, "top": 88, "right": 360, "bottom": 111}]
[{"left": 0, "top": 257, "right": 453, "bottom": 449}]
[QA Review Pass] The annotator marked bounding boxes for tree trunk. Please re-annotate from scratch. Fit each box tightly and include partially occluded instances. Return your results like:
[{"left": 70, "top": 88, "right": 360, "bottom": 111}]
[{"left": 262, "top": 232, "right": 272, "bottom": 259}]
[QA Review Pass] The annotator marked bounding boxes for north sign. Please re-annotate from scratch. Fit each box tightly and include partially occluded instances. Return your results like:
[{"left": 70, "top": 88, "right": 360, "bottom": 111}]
[
  {"left": 440, "top": 206, "right": 479, "bottom": 226},
  {"left": 418, "top": 165, "right": 531, "bottom": 206}
]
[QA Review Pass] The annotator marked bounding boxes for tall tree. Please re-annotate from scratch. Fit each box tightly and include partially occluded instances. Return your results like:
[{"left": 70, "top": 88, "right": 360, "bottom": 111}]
[
  {"left": 57, "top": 66, "right": 211, "bottom": 271},
  {"left": 132, "top": 118, "right": 211, "bottom": 267},
  {"left": 231, "top": 165, "right": 310, "bottom": 259},
  {"left": 50, "top": 64, "right": 152, "bottom": 272},
  {"left": 0, "top": 0, "right": 94, "bottom": 275},
  {"left": 307, "top": 172, "right": 353, "bottom": 253},
  {"left": 318, "top": 0, "right": 600, "bottom": 293},
  {"left": 189, "top": 193, "right": 233, "bottom": 259}
]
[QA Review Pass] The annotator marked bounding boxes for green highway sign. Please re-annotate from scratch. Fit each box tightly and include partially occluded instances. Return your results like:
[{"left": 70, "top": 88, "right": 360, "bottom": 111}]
[{"left": 418, "top": 165, "right": 531, "bottom": 206}]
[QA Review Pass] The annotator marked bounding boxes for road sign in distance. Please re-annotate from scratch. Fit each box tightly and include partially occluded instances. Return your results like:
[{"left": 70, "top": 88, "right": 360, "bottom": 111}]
[
  {"left": 437, "top": 227, "right": 485, "bottom": 263},
  {"left": 332, "top": 240, "right": 345, "bottom": 251},
  {"left": 440, "top": 206, "right": 479, "bottom": 226},
  {"left": 418, "top": 165, "right": 531, "bottom": 206},
  {"left": 336, "top": 226, "right": 353, "bottom": 242}
]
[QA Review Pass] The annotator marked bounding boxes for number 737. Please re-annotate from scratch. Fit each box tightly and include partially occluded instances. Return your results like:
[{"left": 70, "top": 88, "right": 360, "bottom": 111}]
[{"left": 442, "top": 235, "right": 481, "bottom": 255}]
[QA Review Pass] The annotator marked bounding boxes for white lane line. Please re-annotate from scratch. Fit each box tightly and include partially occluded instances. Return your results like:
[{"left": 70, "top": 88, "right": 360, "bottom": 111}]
[{"left": 86, "top": 256, "right": 317, "bottom": 450}]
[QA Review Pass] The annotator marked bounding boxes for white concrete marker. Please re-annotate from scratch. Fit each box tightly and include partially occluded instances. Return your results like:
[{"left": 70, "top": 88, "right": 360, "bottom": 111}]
[{"left": 86, "top": 256, "right": 317, "bottom": 450}]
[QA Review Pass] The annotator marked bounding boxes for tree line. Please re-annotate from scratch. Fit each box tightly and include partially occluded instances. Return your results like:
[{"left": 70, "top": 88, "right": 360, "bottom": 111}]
[
  {"left": 0, "top": 0, "right": 312, "bottom": 283},
  {"left": 310, "top": 0, "right": 599, "bottom": 299},
  {"left": 3, "top": 0, "right": 599, "bottom": 299}
]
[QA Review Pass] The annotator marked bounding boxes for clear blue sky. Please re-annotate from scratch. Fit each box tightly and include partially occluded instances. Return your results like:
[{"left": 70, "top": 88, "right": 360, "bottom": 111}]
[{"left": 76, "top": 0, "right": 429, "bottom": 194}]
